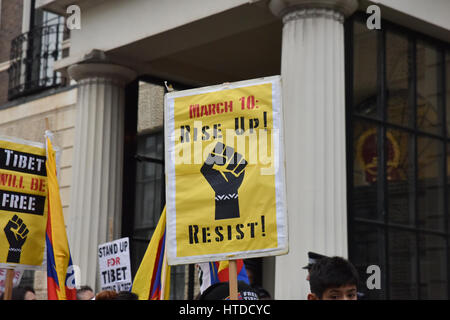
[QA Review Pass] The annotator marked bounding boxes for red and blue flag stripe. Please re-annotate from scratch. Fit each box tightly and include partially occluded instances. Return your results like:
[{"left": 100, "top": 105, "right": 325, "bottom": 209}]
[{"left": 149, "top": 232, "right": 166, "bottom": 299}]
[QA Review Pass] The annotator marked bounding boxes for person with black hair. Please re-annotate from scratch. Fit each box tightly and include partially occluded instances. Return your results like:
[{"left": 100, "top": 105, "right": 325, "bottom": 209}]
[
  {"left": 307, "top": 256, "right": 359, "bottom": 300},
  {"left": 199, "top": 281, "right": 259, "bottom": 300},
  {"left": 114, "top": 291, "right": 139, "bottom": 300}
]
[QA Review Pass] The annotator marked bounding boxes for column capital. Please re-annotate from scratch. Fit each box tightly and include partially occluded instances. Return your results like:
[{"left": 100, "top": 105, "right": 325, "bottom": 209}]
[
  {"left": 269, "top": 0, "right": 358, "bottom": 20},
  {"left": 68, "top": 50, "right": 137, "bottom": 85}
]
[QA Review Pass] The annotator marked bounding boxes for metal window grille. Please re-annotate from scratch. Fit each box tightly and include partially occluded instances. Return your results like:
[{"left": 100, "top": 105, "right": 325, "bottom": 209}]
[{"left": 8, "top": 16, "right": 67, "bottom": 100}]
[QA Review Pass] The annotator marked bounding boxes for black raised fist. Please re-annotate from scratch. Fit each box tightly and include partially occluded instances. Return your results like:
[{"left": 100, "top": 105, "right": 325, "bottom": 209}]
[
  {"left": 4, "top": 215, "right": 29, "bottom": 263},
  {"left": 200, "top": 142, "right": 247, "bottom": 220}
]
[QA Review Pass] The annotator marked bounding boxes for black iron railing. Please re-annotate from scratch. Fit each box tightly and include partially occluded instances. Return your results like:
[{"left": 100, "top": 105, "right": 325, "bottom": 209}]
[{"left": 8, "top": 22, "right": 67, "bottom": 100}]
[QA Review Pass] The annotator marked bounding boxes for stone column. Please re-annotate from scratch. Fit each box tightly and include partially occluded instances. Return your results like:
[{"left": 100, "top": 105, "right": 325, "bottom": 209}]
[
  {"left": 67, "top": 53, "right": 136, "bottom": 290},
  {"left": 269, "top": 0, "right": 357, "bottom": 299}
]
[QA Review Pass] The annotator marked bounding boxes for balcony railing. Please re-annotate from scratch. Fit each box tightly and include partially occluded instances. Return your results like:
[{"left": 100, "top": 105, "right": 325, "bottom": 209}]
[{"left": 8, "top": 22, "right": 67, "bottom": 100}]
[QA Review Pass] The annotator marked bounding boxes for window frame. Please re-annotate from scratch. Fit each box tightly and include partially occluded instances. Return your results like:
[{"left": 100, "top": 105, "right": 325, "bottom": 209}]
[{"left": 346, "top": 11, "right": 450, "bottom": 299}]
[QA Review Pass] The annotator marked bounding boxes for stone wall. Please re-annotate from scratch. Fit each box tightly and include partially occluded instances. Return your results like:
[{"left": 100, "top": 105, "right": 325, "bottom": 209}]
[{"left": 138, "top": 81, "right": 165, "bottom": 133}]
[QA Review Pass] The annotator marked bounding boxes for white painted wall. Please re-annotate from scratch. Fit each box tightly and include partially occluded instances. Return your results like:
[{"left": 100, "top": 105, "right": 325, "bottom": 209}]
[{"left": 69, "top": 0, "right": 250, "bottom": 58}]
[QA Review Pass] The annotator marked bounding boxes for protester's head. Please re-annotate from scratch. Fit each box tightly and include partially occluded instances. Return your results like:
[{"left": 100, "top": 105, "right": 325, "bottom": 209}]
[
  {"left": 308, "top": 256, "right": 359, "bottom": 300},
  {"left": 77, "top": 285, "right": 95, "bottom": 300},
  {"left": 0, "top": 286, "right": 36, "bottom": 300},
  {"left": 199, "top": 281, "right": 259, "bottom": 300},
  {"left": 115, "top": 291, "right": 139, "bottom": 300},
  {"left": 95, "top": 290, "right": 118, "bottom": 300},
  {"left": 22, "top": 287, "right": 36, "bottom": 300}
]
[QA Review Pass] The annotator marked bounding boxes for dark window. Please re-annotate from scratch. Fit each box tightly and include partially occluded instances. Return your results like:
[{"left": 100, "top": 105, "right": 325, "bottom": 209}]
[
  {"left": 130, "top": 131, "right": 185, "bottom": 300},
  {"left": 8, "top": 0, "right": 66, "bottom": 100},
  {"left": 128, "top": 78, "right": 191, "bottom": 300},
  {"left": 346, "top": 13, "right": 450, "bottom": 299},
  {"left": 131, "top": 131, "right": 165, "bottom": 279}
]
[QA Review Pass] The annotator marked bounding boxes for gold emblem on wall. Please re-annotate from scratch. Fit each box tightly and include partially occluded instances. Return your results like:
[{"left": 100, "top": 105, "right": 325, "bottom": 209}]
[{"left": 356, "top": 128, "right": 401, "bottom": 183}]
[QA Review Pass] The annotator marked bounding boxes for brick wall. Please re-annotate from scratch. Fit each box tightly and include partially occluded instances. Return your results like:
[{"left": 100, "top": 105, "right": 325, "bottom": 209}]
[{"left": 0, "top": 0, "right": 24, "bottom": 106}]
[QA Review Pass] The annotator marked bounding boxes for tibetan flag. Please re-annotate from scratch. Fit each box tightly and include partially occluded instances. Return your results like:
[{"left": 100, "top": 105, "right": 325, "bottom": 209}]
[
  {"left": 45, "top": 132, "right": 77, "bottom": 300},
  {"left": 132, "top": 207, "right": 170, "bottom": 300},
  {"left": 198, "top": 260, "right": 249, "bottom": 294}
]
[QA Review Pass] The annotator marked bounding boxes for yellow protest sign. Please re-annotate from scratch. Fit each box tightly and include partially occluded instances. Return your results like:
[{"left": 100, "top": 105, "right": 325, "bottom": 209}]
[
  {"left": 0, "top": 137, "right": 49, "bottom": 268},
  {"left": 165, "top": 76, "right": 288, "bottom": 265}
]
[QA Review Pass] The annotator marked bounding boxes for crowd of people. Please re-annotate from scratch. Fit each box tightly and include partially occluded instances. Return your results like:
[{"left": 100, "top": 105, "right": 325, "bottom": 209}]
[
  {"left": 1, "top": 253, "right": 360, "bottom": 300},
  {"left": 75, "top": 286, "right": 139, "bottom": 300},
  {"left": 0, "top": 286, "right": 37, "bottom": 300},
  {"left": 0, "top": 285, "right": 139, "bottom": 300},
  {"left": 197, "top": 253, "right": 360, "bottom": 301}
]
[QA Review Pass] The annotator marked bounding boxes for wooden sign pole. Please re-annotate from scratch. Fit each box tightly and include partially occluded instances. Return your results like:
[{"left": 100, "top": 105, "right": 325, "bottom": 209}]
[
  {"left": 3, "top": 269, "right": 15, "bottom": 300},
  {"left": 45, "top": 117, "right": 50, "bottom": 131},
  {"left": 228, "top": 260, "right": 238, "bottom": 300}
]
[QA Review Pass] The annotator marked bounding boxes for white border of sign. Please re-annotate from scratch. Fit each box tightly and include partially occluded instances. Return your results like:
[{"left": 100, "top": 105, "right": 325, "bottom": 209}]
[
  {"left": 164, "top": 75, "right": 288, "bottom": 265},
  {"left": 98, "top": 237, "right": 132, "bottom": 292}
]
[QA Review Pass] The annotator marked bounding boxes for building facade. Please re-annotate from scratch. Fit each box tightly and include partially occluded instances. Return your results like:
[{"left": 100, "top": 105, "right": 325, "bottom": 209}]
[{"left": 0, "top": 0, "right": 449, "bottom": 299}]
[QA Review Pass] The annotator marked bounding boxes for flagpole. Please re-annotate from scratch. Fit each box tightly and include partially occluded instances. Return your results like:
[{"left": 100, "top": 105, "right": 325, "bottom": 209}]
[
  {"left": 159, "top": 238, "right": 168, "bottom": 300},
  {"left": 3, "top": 268, "right": 15, "bottom": 300},
  {"left": 228, "top": 260, "right": 238, "bottom": 300}
]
